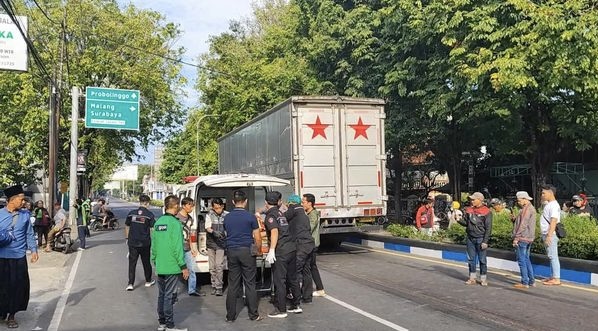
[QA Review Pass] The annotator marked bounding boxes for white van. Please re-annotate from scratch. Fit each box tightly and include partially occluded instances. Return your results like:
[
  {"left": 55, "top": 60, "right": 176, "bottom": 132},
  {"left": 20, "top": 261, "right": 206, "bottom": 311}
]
[{"left": 175, "top": 173, "right": 290, "bottom": 273}]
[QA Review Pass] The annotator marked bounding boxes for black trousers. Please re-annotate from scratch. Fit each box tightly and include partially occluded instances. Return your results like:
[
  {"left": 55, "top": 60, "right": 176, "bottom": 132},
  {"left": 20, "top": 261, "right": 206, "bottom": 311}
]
[
  {"left": 0, "top": 257, "right": 30, "bottom": 317},
  {"left": 272, "top": 251, "right": 300, "bottom": 312},
  {"left": 128, "top": 245, "right": 152, "bottom": 285},
  {"left": 311, "top": 247, "right": 324, "bottom": 291},
  {"left": 226, "top": 247, "right": 259, "bottom": 321},
  {"left": 296, "top": 244, "right": 314, "bottom": 302},
  {"left": 34, "top": 225, "right": 49, "bottom": 246}
]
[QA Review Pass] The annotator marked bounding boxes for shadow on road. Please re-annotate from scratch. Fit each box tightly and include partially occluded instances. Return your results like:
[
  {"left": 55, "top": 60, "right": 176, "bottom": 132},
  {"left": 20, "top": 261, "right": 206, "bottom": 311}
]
[{"left": 67, "top": 287, "right": 96, "bottom": 306}]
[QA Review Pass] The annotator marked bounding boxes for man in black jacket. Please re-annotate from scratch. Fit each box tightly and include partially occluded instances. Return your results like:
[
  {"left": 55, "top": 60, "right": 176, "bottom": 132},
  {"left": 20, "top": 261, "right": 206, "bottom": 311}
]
[
  {"left": 285, "top": 194, "right": 316, "bottom": 304},
  {"left": 458, "top": 192, "right": 493, "bottom": 286},
  {"left": 125, "top": 194, "right": 156, "bottom": 291}
]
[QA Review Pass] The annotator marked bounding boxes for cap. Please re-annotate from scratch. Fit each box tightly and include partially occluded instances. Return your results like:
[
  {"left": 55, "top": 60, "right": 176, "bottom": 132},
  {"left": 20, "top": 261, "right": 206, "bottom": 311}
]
[
  {"left": 489, "top": 198, "right": 502, "bottom": 206},
  {"left": 265, "top": 191, "right": 282, "bottom": 205},
  {"left": 516, "top": 191, "right": 533, "bottom": 200},
  {"left": 4, "top": 184, "right": 24, "bottom": 200},
  {"left": 468, "top": 192, "right": 485, "bottom": 201},
  {"left": 452, "top": 201, "right": 461, "bottom": 209},
  {"left": 572, "top": 195, "right": 582, "bottom": 202},
  {"left": 287, "top": 194, "right": 301, "bottom": 204}
]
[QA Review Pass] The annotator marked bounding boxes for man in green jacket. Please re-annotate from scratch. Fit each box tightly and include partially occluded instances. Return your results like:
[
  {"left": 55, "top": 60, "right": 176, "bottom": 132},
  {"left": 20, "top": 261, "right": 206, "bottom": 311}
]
[{"left": 151, "top": 195, "right": 189, "bottom": 331}]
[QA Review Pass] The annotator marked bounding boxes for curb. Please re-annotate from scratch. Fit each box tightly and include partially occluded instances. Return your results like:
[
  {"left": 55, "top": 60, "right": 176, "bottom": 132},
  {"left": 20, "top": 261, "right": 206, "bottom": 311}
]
[{"left": 349, "top": 233, "right": 598, "bottom": 286}]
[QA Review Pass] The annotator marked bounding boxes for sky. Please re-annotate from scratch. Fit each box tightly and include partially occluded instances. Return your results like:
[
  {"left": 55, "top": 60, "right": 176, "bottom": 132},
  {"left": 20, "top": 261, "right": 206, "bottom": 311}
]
[{"left": 125, "top": 0, "right": 255, "bottom": 163}]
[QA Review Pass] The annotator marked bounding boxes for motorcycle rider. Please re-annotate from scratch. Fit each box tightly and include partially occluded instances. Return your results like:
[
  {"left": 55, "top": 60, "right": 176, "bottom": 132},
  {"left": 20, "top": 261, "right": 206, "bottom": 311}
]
[{"left": 45, "top": 202, "right": 67, "bottom": 252}]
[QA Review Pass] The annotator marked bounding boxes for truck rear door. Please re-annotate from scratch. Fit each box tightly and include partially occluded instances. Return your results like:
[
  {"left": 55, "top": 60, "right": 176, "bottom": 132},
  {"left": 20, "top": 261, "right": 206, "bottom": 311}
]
[{"left": 340, "top": 104, "right": 386, "bottom": 211}]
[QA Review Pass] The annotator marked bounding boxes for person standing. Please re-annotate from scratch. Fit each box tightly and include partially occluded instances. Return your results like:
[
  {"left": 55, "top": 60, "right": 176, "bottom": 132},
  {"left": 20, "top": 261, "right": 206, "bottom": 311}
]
[
  {"left": 286, "top": 194, "right": 315, "bottom": 305},
  {"left": 223, "top": 190, "right": 262, "bottom": 322},
  {"left": 569, "top": 194, "right": 595, "bottom": 218},
  {"left": 302, "top": 193, "right": 325, "bottom": 297},
  {"left": 458, "top": 192, "right": 493, "bottom": 286},
  {"left": 264, "top": 191, "right": 301, "bottom": 318},
  {"left": 512, "top": 191, "right": 536, "bottom": 289},
  {"left": 125, "top": 194, "right": 156, "bottom": 291},
  {"left": 0, "top": 185, "right": 39, "bottom": 329},
  {"left": 151, "top": 195, "right": 189, "bottom": 331},
  {"left": 45, "top": 202, "right": 67, "bottom": 252},
  {"left": 415, "top": 198, "right": 434, "bottom": 235},
  {"left": 205, "top": 198, "right": 228, "bottom": 296},
  {"left": 74, "top": 199, "right": 87, "bottom": 250},
  {"left": 32, "top": 201, "right": 50, "bottom": 247},
  {"left": 541, "top": 185, "right": 562, "bottom": 286},
  {"left": 175, "top": 197, "right": 202, "bottom": 296},
  {"left": 82, "top": 198, "right": 92, "bottom": 238}
]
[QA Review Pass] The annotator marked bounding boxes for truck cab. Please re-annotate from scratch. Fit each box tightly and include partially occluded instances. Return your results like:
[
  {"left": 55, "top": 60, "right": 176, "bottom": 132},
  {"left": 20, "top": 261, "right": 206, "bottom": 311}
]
[{"left": 175, "top": 173, "right": 290, "bottom": 273}]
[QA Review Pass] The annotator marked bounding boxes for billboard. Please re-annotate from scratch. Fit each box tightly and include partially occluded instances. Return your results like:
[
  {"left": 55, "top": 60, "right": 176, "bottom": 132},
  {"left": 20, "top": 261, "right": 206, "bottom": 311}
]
[
  {"left": 0, "top": 14, "right": 28, "bottom": 71},
  {"left": 111, "top": 164, "right": 138, "bottom": 181}
]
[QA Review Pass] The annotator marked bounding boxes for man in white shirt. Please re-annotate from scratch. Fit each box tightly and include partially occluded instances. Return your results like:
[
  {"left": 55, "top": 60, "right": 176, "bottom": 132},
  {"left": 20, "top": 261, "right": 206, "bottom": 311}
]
[
  {"left": 45, "top": 202, "right": 67, "bottom": 252},
  {"left": 540, "top": 184, "right": 561, "bottom": 286}
]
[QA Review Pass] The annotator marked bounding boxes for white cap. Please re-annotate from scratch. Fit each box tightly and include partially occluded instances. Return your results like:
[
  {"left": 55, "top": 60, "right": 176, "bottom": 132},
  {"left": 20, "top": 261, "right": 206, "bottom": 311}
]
[{"left": 516, "top": 191, "right": 533, "bottom": 200}]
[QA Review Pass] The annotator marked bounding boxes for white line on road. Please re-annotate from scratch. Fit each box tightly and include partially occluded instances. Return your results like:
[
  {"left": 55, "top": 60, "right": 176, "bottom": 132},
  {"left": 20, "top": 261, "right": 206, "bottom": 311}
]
[
  {"left": 325, "top": 294, "right": 409, "bottom": 331},
  {"left": 48, "top": 250, "right": 83, "bottom": 331}
]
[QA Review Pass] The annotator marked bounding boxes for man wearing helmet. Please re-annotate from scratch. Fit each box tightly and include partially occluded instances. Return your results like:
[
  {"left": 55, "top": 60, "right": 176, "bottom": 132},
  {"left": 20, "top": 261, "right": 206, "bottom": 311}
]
[{"left": 569, "top": 194, "right": 594, "bottom": 218}]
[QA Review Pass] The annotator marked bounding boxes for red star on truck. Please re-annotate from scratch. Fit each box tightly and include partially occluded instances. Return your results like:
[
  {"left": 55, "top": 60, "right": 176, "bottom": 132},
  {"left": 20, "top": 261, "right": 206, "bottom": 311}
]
[
  {"left": 349, "top": 117, "right": 372, "bottom": 139},
  {"left": 307, "top": 115, "right": 330, "bottom": 139}
]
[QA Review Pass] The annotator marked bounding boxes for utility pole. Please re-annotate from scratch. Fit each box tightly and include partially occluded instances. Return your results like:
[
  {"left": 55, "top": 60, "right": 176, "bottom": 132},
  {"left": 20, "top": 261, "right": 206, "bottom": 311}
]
[
  {"left": 48, "top": 84, "right": 58, "bottom": 211},
  {"left": 69, "top": 87, "right": 79, "bottom": 235}
]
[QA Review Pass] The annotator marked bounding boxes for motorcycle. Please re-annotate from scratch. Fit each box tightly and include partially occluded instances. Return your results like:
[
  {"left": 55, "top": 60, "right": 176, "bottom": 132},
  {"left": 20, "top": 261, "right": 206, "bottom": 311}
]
[
  {"left": 51, "top": 227, "right": 73, "bottom": 254},
  {"left": 89, "top": 210, "right": 120, "bottom": 232}
]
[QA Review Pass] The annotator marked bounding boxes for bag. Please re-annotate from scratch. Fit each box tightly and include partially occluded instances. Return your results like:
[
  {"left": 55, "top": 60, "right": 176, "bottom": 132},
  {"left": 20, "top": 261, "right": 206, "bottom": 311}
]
[
  {"left": 419, "top": 214, "right": 429, "bottom": 226},
  {"left": 555, "top": 222, "right": 567, "bottom": 239},
  {"left": 0, "top": 213, "right": 19, "bottom": 247},
  {"left": 250, "top": 243, "right": 261, "bottom": 257}
]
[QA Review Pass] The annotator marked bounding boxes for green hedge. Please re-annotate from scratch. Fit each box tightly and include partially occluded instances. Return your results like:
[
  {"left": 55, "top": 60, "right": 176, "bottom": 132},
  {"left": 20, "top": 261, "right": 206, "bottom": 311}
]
[
  {"left": 387, "top": 214, "right": 598, "bottom": 260},
  {"left": 150, "top": 199, "right": 164, "bottom": 207}
]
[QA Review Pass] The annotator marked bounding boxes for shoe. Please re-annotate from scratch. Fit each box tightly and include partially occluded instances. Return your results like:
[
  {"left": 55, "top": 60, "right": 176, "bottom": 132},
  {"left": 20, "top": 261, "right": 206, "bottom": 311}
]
[
  {"left": 225, "top": 319, "right": 235, "bottom": 323},
  {"left": 215, "top": 288, "right": 223, "bottom": 296},
  {"left": 513, "top": 284, "right": 529, "bottom": 289},
  {"left": 312, "top": 290, "right": 326, "bottom": 297},
  {"left": 249, "top": 315, "right": 263, "bottom": 321},
  {"left": 77, "top": 247, "right": 85, "bottom": 251},
  {"left": 288, "top": 306, "right": 303, "bottom": 314},
  {"left": 6, "top": 319, "right": 18, "bottom": 329},
  {"left": 157, "top": 324, "right": 166, "bottom": 331},
  {"left": 530, "top": 282, "right": 536, "bottom": 287},
  {"left": 165, "top": 327, "right": 187, "bottom": 331},
  {"left": 543, "top": 279, "right": 561, "bottom": 286},
  {"left": 480, "top": 280, "right": 488, "bottom": 287},
  {"left": 464, "top": 279, "right": 476, "bottom": 285},
  {"left": 211, "top": 287, "right": 217, "bottom": 295},
  {"left": 189, "top": 292, "right": 201, "bottom": 297},
  {"left": 126, "top": 284, "right": 134, "bottom": 291},
  {"left": 268, "top": 310, "right": 288, "bottom": 318},
  {"left": 145, "top": 279, "right": 156, "bottom": 287}
]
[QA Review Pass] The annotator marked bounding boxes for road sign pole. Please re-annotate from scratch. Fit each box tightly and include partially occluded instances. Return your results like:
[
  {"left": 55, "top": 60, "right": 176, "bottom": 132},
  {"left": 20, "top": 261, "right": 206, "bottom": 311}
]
[{"left": 69, "top": 87, "right": 80, "bottom": 239}]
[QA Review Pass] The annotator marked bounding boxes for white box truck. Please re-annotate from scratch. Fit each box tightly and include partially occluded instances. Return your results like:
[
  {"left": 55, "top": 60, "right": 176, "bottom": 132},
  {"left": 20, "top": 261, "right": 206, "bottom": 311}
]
[{"left": 218, "top": 96, "right": 387, "bottom": 239}]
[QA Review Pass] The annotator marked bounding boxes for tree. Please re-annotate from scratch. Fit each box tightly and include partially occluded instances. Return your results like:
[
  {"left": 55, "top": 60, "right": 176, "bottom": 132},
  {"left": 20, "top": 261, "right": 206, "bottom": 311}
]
[{"left": 0, "top": 0, "right": 186, "bottom": 189}]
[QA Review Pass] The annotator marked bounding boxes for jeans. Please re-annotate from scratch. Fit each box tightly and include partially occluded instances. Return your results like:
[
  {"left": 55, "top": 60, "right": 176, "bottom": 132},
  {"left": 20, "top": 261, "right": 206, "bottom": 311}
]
[
  {"left": 225, "top": 247, "right": 259, "bottom": 321},
  {"left": 542, "top": 233, "right": 560, "bottom": 279},
  {"left": 272, "top": 251, "right": 300, "bottom": 312},
  {"left": 296, "top": 244, "right": 314, "bottom": 302},
  {"left": 128, "top": 246, "right": 152, "bottom": 285},
  {"left": 466, "top": 237, "right": 487, "bottom": 275},
  {"left": 34, "top": 225, "right": 49, "bottom": 246},
  {"left": 310, "top": 247, "right": 324, "bottom": 291},
  {"left": 516, "top": 241, "right": 534, "bottom": 285},
  {"left": 183, "top": 251, "right": 197, "bottom": 294},
  {"left": 157, "top": 274, "right": 179, "bottom": 328},
  {"left": 77, "top": 226, "right": 86, "bottom": 249},
  {"left": 207, "top": 248, "right": 225, "bottom": 289}
]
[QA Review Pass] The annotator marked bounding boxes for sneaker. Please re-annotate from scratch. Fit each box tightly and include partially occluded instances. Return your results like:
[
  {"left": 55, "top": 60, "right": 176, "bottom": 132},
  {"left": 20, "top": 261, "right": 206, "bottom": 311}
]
[
  {"left": 77, "top": 247, "right": 85, "bottom": 251},
  {"left": 145, "top": 280, "right": 156, "bottom": 287},
  {"left": 288, "top": 306, "right": 303, "bottom": 314},
  {"left": 211, "top": 287, "right": 217, "bottom": 295},
  {"left": 157, "top": 324, "right": 166, "bottom": 331},
  {"left": 126, "top": 284, "right": 134, "bottom": 291},
  {"left": 312, "top": 290, "right": 326, "bottom": 297},
  {"left": 165, "top": 327, "right": 187, "bottom": 331},
  {"left": 215, "top": 288, "right": 223, "bottom": 296},
  {"left": 249, "top": 315, "right": 263, "bottom": 321},
  {"left": 513, "top": 284, "right": 529, "bottom": 289},
  {"left": 480, "top": 280, "right": 488, "bottom": 287},
  {"left": 268, "top": 310, "right": 288, "bottom": 318}
]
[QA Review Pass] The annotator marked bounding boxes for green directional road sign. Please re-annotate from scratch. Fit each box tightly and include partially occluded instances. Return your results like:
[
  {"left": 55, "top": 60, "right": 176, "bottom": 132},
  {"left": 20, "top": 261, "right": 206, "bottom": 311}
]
[{"left": 85, "top": 87, "right": 140, "bottom": 131}]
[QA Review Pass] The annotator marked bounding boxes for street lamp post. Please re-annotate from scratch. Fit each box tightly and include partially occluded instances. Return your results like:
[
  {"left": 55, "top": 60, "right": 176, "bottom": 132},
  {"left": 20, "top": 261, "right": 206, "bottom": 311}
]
[{"left": 196, "top": 114, "right": 218, "bottom": 176}]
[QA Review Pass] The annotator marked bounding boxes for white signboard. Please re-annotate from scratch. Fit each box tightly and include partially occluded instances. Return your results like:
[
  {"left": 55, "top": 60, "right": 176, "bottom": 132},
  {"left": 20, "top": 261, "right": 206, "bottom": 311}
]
[
  {"left": 111, "top": 164, "right": 139, "bottom": 181},
  {"left": 0, "top": 14, "right": 28, "bottom": 71}
]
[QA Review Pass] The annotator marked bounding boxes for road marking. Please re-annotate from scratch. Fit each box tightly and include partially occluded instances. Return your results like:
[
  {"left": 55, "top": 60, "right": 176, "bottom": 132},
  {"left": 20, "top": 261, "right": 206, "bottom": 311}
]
[
  {"left": 343, "top": 243, "right": 598, "bottom": 294},
  {"left": 48, "top": 250, "right": 83, "bottom": 331},
  {"left": 325, "top": 294, "right": 409, "bottom": 331}
]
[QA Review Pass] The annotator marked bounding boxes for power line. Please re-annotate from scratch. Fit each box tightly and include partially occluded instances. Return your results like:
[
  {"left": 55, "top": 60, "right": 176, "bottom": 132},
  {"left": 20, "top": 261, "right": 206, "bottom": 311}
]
[{"left": 30, "top": 0, "right": 59, "bottom": 25}]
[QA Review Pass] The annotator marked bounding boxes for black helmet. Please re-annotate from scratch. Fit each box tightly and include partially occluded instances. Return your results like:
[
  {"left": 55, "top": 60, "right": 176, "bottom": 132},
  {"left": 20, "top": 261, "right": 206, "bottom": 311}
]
[{"left": 572, "top": 195, "right": 582, "bottom": 202}]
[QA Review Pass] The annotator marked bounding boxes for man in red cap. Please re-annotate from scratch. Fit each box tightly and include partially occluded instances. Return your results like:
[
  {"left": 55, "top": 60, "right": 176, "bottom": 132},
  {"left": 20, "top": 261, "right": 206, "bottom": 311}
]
[
  {"left": 458, "top": 192, "right": 493, "bottom": 286},
  {"left": 0, "top": 185, "right": 39, "bottom": 328}
]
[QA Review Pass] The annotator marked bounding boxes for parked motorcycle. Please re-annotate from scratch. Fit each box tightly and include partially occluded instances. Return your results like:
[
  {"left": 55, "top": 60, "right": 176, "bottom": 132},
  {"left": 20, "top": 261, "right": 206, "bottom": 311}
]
[
  {"left": 51, "top": 227, "right": 73, "bottom": 254},
  {"left": 89, "top": 210, "right": 120, "bottom": 232}
]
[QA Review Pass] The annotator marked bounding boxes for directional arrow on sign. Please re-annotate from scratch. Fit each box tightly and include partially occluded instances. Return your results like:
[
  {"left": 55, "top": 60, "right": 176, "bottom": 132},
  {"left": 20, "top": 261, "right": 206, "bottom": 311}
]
[
  {"left": 130, "top": 106, "right": 136, "bottom": 112},
  {"left": 131, "top": 93, "right": 137, "bottom": 99}
]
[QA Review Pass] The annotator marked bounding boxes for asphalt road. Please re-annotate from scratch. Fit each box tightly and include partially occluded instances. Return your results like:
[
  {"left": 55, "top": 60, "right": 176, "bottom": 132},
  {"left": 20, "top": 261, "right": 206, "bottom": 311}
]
[{"left": 33, "top": 199, "right": 598, "bottom": 331}]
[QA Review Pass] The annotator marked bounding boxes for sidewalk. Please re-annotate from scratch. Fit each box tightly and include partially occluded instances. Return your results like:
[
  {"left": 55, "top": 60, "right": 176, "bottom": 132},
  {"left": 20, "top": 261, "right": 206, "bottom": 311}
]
[{"left": 14, "top": 249, "right": 74, "bottom": 331}]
